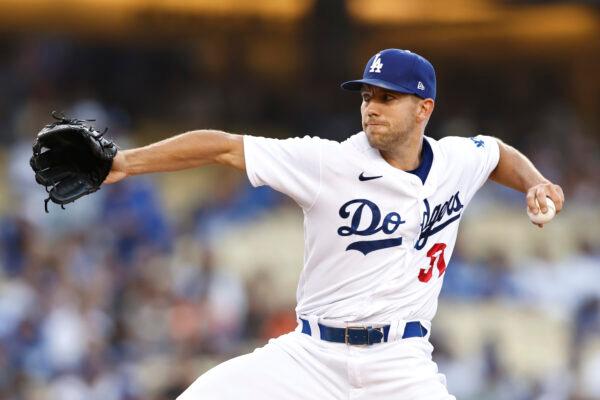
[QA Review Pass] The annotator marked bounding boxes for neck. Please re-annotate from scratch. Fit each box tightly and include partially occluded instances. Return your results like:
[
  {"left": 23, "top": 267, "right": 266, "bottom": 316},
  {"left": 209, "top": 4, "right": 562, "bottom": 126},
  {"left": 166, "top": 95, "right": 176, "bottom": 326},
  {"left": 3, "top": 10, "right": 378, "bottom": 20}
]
[{"left": 379, "top": 130, "right": 424, "bottom": 171}]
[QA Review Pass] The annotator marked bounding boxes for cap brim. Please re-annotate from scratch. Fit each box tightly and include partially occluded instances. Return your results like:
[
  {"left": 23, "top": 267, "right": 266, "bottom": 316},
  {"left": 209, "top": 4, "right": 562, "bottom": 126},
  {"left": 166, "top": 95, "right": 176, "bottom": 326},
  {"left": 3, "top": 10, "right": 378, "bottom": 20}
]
[{"left": 340, "top": 78, "right": 414, "bottom": 95}]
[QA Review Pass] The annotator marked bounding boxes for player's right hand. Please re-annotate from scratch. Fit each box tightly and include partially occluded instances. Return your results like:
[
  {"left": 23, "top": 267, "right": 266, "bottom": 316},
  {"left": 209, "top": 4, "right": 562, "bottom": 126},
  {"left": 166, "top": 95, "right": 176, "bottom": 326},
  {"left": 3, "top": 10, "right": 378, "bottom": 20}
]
[
  {"left": 103, "top": 151, "right": 128, "bottom": 184},
  {"left": 525, "top": 181, "right": 564, "bottom": 227}
]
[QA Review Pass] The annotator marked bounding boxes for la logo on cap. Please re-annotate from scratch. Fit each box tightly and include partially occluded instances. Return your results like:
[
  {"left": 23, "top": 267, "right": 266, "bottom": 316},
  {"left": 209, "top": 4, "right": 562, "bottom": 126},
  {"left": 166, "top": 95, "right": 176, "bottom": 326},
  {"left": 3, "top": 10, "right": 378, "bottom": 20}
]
[{"left": 369, "top": 53, "right": 383, "bottom": 73}]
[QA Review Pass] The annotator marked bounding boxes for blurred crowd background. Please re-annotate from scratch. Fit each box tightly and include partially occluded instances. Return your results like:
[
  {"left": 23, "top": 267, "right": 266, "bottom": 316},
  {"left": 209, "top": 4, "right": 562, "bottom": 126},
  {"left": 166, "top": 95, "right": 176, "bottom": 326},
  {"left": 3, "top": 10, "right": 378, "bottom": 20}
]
[{"left": 0, "top": 0, "right": 599, "bottom": 399}]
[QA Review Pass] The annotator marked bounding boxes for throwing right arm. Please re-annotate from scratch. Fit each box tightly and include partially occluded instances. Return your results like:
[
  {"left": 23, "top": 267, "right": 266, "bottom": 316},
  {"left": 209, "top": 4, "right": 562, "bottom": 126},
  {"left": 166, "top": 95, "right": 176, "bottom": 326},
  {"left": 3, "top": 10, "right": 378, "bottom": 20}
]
[{"left": 104, "top": 130, "right": 245, "bottom": 184}]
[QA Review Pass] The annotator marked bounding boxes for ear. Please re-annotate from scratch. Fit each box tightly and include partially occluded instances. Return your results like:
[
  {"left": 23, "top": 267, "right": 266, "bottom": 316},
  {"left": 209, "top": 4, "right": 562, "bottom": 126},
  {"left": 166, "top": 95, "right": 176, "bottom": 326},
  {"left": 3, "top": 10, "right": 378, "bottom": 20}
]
[{"left": 416, "top": 99, "right": 435, "bottom": 123}]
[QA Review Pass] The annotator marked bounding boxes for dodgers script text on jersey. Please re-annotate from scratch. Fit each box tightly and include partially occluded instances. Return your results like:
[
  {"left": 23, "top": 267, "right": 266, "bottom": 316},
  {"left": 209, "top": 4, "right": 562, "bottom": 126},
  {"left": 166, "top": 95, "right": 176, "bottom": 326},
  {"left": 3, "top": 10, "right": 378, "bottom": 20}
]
[{"left": 245, "top": 131, "right": 499, "bottom": 324}]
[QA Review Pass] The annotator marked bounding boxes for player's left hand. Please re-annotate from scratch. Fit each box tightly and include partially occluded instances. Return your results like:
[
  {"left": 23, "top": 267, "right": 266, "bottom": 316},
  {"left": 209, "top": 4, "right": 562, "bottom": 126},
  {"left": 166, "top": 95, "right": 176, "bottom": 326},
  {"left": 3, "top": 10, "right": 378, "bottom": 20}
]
[
  {"left": 30, "top": 111, "right": 118, "bottom": 212},
  {"left": 525, "top": 181, "right": 564, "bottom": 228}
]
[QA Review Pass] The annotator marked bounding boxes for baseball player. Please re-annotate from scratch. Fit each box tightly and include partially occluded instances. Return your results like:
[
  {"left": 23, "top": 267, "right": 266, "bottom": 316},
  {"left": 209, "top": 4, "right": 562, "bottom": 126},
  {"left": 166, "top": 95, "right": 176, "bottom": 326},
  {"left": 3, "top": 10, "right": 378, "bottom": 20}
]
[{"left": 104, "top": 49, "right": 564, "bottom": 399}]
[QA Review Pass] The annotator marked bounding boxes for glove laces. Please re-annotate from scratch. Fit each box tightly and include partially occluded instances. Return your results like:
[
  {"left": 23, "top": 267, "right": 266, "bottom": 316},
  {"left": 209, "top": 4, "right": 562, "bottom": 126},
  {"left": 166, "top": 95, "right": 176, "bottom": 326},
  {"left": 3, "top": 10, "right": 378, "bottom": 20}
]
[{"left": 41, "top": 111, "right": 111, "bottom": 213}]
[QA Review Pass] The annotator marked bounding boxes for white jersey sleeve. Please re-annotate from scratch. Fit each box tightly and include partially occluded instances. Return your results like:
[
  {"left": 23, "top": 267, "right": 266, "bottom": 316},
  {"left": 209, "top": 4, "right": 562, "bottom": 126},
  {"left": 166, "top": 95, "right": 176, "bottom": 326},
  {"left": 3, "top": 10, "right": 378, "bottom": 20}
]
[
  {"left": 439, "top": 135, "right": 500, "bottom": 201},
  {"left": 244, "top": 135, "right": 322, "bottom": 209}
]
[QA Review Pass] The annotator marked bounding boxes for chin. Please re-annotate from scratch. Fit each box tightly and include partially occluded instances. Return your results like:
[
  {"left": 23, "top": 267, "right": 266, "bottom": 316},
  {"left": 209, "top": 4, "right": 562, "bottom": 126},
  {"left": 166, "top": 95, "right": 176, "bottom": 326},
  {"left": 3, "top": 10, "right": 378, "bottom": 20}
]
[{"left": 365, "top": 129, "right": 388, "bottom": 150}]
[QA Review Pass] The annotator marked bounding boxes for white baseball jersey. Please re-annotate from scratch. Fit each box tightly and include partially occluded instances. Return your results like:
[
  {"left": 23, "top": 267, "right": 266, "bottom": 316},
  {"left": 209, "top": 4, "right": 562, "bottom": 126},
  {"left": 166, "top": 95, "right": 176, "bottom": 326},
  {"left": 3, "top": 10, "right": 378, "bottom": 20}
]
[{"left": 244, "top": 131, "right": 499, "bottom": 324}]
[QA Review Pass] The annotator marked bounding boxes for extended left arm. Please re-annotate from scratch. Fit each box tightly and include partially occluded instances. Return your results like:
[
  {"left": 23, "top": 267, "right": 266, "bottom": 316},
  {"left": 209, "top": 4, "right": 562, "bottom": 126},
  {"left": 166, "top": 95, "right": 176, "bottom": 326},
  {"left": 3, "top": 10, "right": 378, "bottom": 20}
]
[{"left": 489, "top": 139, "right": 565, "bottom": 225}]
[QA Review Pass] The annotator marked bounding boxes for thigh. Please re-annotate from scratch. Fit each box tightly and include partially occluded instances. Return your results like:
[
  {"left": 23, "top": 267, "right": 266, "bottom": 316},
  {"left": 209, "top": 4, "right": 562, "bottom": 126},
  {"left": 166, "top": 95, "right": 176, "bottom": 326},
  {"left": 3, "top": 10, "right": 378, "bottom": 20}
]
[
  {"left": 177, "top": 332, "right": 346, "bottom": 400},
  {"left": 358, "top": 338, "right": 456, "bottom": 400}
]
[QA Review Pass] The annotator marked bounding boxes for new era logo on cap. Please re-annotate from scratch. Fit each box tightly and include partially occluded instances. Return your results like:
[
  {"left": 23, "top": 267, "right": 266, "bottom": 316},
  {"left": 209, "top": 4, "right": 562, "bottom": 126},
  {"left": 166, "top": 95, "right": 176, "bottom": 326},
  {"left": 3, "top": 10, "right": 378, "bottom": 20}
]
[{"left": 340, "top": 48, "right": 437, "bottom": 100}]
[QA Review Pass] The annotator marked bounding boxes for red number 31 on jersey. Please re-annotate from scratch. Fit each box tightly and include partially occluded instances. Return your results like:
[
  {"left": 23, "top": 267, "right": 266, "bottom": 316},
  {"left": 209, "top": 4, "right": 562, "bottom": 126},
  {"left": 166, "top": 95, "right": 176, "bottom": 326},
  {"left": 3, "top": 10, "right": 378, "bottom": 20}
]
[{"left": 418, "top": 243, "right": 447, "bottom": 283}]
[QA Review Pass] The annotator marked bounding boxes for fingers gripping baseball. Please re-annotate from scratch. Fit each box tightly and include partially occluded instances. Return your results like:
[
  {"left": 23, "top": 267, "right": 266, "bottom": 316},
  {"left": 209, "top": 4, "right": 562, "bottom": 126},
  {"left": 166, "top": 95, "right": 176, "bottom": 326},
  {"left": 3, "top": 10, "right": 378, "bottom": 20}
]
[{"left": 526, "top": 182, "right": 564, "bottom": 227}]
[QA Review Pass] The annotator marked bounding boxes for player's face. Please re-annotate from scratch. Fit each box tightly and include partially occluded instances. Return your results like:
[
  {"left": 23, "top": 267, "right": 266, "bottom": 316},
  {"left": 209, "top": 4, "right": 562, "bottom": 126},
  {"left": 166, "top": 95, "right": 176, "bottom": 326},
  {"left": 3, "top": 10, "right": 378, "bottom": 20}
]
[{"left": 360, "top": 85, "right": 421, "bottom": 150}]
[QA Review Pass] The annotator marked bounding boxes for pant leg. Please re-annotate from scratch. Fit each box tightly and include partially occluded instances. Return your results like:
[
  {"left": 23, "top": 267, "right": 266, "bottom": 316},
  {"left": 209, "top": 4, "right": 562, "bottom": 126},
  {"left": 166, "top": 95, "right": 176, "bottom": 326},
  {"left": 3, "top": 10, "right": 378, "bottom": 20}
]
[
  {"left": 177, "top": 332, "right": 347, "bottom": 400},
  {"left": 354, "top": 337, "right": 456, "bottom": 400}
]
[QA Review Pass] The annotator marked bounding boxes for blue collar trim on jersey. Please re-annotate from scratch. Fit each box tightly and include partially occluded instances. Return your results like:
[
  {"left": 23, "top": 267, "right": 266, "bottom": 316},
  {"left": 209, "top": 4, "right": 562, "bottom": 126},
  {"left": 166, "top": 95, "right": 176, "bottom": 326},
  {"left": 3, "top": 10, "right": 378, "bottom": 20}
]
[{"left": 407, "top": 138, "right": 433, "bottom": 184}]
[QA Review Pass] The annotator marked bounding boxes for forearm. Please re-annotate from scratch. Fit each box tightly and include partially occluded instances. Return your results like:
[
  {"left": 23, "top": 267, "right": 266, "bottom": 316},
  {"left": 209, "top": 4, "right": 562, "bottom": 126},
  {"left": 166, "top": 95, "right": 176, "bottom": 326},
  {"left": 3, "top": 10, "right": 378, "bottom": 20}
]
[
  {"left": 122, "top": 130, "right": 245, "bottom": 176},
  {"left": 489, "top": 139, "right": 548, "bottom": 193}
]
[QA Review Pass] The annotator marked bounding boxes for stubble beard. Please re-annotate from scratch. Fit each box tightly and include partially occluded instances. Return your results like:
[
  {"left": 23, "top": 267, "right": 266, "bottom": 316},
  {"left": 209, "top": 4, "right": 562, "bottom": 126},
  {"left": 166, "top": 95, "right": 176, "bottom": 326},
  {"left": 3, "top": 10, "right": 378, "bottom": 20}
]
[{"left": 366, "top": 121, "right": 416, "bottom": 152}]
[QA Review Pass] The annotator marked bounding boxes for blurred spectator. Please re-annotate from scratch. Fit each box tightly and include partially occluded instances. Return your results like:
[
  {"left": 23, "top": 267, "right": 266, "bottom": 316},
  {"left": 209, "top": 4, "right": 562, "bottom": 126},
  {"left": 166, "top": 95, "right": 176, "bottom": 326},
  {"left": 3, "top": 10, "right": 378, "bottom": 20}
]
[
  {"left": 102, "top": 177, "right": 172, "bottom": 264},
  {"left": 169, "top": 244, "right": 247, "bottom": 355},
  {"left": 192, "top": 173, "right": 281, "bottom": 241}
]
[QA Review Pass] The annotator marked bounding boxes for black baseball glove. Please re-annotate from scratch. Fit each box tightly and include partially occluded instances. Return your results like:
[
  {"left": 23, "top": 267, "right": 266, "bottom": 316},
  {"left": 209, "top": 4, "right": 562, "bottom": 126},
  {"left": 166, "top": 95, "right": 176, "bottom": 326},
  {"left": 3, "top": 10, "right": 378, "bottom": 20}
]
[{"left": 30, "top": 111, "right": 118, "bottom": 212}]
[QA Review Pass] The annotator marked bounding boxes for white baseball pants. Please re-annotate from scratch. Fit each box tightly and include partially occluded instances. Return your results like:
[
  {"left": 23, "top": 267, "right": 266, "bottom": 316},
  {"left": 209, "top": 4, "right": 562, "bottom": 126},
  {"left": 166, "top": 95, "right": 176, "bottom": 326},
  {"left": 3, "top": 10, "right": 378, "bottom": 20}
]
[{"left": 177, "top": 324, "right": 455, "bottom": 400}]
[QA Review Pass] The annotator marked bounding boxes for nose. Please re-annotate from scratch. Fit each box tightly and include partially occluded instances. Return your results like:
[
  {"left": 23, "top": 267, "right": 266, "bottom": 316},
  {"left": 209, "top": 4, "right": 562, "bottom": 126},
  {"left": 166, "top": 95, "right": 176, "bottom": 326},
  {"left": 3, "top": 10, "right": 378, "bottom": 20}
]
[{"left": 364, "top": 100, "right": 380, "bottom": 117}]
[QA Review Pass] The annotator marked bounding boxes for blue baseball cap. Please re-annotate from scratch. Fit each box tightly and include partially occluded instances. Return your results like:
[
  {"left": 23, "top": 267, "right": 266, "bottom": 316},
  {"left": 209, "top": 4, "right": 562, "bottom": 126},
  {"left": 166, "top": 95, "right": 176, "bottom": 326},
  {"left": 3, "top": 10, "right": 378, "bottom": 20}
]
[{"left": 341, "top": 49, "right": 436, "bottom": 100}]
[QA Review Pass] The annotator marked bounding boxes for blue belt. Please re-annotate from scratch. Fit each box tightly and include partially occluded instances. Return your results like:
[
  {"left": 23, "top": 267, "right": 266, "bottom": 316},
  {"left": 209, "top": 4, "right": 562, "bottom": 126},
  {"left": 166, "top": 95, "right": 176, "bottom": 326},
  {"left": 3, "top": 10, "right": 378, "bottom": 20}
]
[{"left": 300, "top": 318, "right": 428, "bottom": 345}]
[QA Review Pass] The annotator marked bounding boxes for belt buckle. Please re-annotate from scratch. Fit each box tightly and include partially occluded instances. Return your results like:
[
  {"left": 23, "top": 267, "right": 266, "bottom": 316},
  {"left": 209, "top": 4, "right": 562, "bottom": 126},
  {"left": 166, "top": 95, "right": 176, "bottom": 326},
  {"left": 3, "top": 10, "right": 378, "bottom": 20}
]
[
  {"left": 344, "top": 326, "right": 382, "bottom": 345},
  {"left": 344, "top": 326, "right": 364, "bottom": 345}
]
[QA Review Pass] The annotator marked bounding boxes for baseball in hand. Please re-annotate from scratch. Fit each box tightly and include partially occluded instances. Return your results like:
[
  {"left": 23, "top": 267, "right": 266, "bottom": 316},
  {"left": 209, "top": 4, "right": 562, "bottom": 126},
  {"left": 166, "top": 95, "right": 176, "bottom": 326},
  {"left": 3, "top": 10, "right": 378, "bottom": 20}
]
[{"left": 527, "top": 197, "right": 556, "bottom": 225}]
